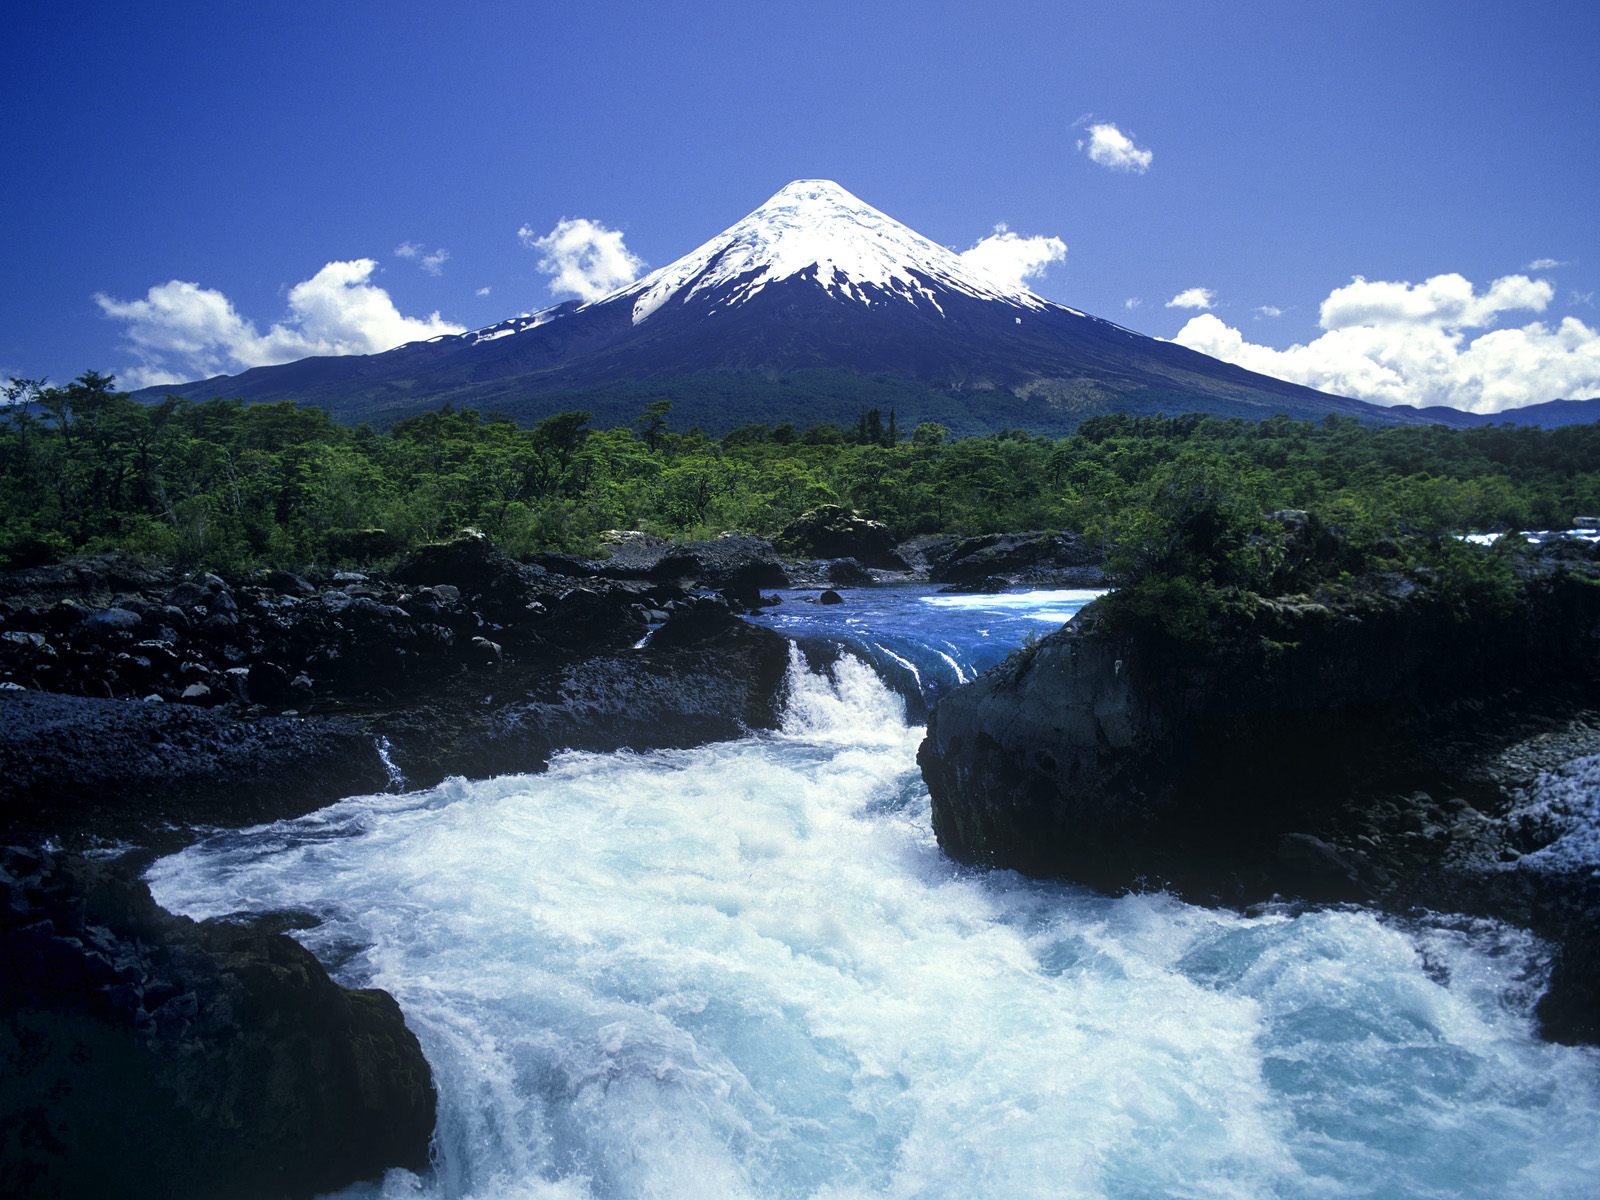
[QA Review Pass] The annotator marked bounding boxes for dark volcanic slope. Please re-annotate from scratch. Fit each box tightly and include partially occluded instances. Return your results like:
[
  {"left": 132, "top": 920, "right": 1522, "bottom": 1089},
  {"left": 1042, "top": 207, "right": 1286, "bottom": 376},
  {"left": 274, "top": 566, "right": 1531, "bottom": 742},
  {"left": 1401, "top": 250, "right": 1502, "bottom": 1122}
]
[{"left": 132, "top": 181, "right": 1419, "bottom": 435}]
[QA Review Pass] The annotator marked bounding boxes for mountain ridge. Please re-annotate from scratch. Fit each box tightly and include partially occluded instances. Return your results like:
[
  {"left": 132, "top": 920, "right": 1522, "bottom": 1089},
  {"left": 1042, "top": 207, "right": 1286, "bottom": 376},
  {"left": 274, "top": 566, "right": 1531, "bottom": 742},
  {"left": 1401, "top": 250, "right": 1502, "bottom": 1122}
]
[{"left": 128, "top": 180, "right": 1477, "bottom": 433}]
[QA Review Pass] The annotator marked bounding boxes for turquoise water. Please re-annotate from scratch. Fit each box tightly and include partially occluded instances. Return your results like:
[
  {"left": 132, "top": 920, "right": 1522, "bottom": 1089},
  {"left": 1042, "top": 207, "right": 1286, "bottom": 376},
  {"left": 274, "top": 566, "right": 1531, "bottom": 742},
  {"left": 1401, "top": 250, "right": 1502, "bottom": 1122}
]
[{"left": 147, "top": 590, "right": 1600, "bottom": 1199}]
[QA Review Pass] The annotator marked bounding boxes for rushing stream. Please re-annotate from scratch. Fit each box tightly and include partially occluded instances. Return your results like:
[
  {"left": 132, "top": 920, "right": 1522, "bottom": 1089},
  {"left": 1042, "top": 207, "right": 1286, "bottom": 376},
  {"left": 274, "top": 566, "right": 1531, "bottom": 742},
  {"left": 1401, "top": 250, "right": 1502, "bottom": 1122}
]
[{"left": 146, "top": 588, "right": 1600, "bottom": 1199}]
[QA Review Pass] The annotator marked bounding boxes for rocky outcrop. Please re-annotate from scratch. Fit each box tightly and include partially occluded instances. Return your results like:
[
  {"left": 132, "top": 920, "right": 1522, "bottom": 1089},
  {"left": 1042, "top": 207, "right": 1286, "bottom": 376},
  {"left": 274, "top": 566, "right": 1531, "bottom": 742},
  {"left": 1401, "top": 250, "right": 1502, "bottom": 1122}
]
[
  {"left": 0, "top": 846, "right": 435, "bottom": 1199},
  {"left": 376, "top": 600, "right": 793, "bottom": 784},
  {"left": 776, "top": 506, "right": 908, "bottom": 571},
  {"left": 0, "top": 691, "right": 390, "bottom": 843},
  {"left": 0, "top": 534, "right": 801, "bottom": 1198},
  {"left": 919, "top": 540, "right": 1600, "bottom": 1043},
  {"left": 533, "top": 531, "right": 788, "bottom": 609},
  {"left": 912, "top": 531, "right": 1105, "bottom": 590},
  {"left": 0, "top": 535, "right": 798, "bottom": 842}
]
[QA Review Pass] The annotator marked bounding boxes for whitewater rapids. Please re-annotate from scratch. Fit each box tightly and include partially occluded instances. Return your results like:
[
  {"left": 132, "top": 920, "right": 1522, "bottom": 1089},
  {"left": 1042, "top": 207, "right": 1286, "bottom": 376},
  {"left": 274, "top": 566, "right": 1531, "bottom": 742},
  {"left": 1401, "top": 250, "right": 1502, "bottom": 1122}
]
[{"left": 148, "top": 644, "right": 1600, "bottom": 1199}]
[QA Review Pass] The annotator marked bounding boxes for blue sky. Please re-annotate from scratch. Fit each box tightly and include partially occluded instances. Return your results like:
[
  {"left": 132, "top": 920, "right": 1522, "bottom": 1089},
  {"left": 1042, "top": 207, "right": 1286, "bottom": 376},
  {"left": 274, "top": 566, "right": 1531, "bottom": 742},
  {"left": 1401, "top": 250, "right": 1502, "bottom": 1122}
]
[{"left": 4, "top": 0, "right": 1598, "bottom": 410}]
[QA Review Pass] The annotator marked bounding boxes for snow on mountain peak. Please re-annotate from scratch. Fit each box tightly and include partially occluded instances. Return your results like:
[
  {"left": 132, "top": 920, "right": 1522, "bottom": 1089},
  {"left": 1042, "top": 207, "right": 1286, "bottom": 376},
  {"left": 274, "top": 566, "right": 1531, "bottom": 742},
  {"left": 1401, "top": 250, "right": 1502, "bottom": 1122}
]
[{"left": 611, "top": 178, "right": 1056, "bottom": 324}]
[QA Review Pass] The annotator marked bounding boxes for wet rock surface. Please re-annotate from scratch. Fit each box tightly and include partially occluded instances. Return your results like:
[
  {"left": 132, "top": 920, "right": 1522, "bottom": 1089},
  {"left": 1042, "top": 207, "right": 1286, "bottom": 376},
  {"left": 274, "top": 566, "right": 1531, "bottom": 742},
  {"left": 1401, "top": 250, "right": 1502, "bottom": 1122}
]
[
  {"left": 919, "top": 540, "right": 1600, "bottom": 1043},
  {"left": 531, "top": 530, "right": 789, "bottom": 609},
  {"left": 910, "top": 530, "right": 1106, "bottom": 589},
  {"left": 0, "top": 846, "right": 436, "bottom": 1199},
  {"left": 776, "top": 505, "right": 908, "bottom": 570},
  {"left": 0, "top": 532, "right": 797, "bottom": 841},
  {"left": 0, "top": 532, "right": 804, "bottom": 1197},
  {"left": 0, "top": 690, "right": 389, "bottom": 844}
]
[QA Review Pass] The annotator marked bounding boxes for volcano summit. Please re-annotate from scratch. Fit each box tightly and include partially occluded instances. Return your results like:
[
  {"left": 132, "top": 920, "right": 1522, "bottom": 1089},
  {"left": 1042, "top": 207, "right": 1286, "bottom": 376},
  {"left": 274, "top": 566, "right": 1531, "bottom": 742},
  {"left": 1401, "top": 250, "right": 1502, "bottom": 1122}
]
[{"left": 134, "top": 180, "right": 1407, "bottom": 433}]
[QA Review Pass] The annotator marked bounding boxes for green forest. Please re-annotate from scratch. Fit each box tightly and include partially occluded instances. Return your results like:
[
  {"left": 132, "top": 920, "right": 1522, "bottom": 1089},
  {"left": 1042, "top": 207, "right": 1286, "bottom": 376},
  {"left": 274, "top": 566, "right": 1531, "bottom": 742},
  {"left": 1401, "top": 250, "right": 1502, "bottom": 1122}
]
[{"left": 4, "top": 372, "right": 1600, "bottom": 577}]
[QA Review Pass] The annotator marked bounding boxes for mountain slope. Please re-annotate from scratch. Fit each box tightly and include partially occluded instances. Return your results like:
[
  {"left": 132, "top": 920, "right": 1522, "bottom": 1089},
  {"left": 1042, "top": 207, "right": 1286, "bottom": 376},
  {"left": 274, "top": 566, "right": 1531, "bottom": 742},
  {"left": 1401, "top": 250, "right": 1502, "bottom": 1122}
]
[
  {"left": 1387, "top": 397, "right": 1600, "bottom": 429},
  {"left": 132, "top": 180, "right": 1422, "bottom": 433}
]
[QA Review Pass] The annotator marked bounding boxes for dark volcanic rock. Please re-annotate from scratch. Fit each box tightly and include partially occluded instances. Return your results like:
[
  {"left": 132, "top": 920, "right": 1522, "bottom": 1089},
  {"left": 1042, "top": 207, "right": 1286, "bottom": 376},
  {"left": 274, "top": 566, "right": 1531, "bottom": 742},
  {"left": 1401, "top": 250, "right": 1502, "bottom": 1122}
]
[
  {"left": 919, "top": 543, "right": 1600, "bottom": 1042},
  {"left": 777, "top": 505, "right": 907, "bottom": 570},
  {"left": 0, "top": 847, "right": 435, "bottom": 1200},
  {"left": 824, "top": 558, "right": 875, "bottom": 587},
  {"left": 392, "top": 527, "right": 542, "bottom": 621},
  {"left": 381, "top": 608, "right": 793, "bottom": 784},
  {"left": 534, "top": 532, "right": 788, "bottom": 610},
  {"left": 0, "top": 550, "right": 174, "bottom": 609},
  {"left": 0, "top": 690, "right": 389, "bottom": 842},
  {"left": 0, "top": 534, "right": 800, "bottom": 841},
  {"left": 921, "top": 531, "right": 1104, "bottom": 589}
]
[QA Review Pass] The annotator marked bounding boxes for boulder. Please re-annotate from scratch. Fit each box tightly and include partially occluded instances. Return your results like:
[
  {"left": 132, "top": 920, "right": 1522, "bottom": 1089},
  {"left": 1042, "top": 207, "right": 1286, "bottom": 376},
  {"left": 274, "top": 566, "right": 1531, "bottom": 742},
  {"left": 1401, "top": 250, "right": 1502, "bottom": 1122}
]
[
  {"left": 0, "top": 847, "right": 435, "bottom": 1199},
  {"left": 923, "top": 531, "right": 1104, "bottom": 589},
  {"left": 825, "top": 558, "right": 875, "bottom": 587},
  {"left": 919, "top": 550, "right": 1600, "bottom": 1043},
  {"left": 535, "top": 533, "right": 788, "bottom": 610},
  {"left": 777, "top": 505, "right": 907, "bottom": 570},
  {"left": 81, "top": 607, "right": 143, "bottom": 638},
  {"left": 392, "top": 528, "right": 538, "bottom": 621},
  {"left": 264, "top": 570, "right": 317, "bottom": 598}
]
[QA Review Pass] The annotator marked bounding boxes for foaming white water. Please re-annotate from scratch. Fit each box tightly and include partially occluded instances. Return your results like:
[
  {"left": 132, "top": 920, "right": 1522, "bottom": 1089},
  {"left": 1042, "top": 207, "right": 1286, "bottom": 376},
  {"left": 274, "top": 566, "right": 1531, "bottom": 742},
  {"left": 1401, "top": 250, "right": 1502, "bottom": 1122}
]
[
  {"left": 148, "top": 655, "right": 1600, "bottom": 1200},
  {"left": 1504, "top": 753, "right": 1600, "bottom": 873}
]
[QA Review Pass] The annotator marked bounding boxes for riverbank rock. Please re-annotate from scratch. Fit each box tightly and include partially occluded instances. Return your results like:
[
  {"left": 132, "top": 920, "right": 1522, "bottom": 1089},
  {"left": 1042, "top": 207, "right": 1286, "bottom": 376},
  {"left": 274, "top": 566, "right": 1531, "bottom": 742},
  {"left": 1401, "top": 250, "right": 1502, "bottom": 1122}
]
[
  {"left": 776, "top": 506, "right": 907, "bottom": 570},
  {"left": 915, "top": 531, "right": 1105, "bottom": 590},
  {"left": 534, "top": 532, "right": 788, "bottom": 610},
  {"left": 0, "top": 847, "right": 435, "bottom": 1199},
  {"left": 919, "top": 540, "right": 1600, "bottom": 1043},
  {"left": 0, "top": 532, "right": 805, "bottom": 843},
  {"left": 0, "top": 689, "right": 390, "bottom": 843},
  {"left": 378, "top": 605, "right": 793, "bottom": 785}
]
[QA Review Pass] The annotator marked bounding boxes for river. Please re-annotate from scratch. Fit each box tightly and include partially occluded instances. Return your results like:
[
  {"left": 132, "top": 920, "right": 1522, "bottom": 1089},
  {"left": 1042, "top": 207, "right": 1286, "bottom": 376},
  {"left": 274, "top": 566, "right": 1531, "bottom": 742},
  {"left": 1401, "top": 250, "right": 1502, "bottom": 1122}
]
[{"left": 146, "top": 587, "right": 1600, "bottom": 1199}]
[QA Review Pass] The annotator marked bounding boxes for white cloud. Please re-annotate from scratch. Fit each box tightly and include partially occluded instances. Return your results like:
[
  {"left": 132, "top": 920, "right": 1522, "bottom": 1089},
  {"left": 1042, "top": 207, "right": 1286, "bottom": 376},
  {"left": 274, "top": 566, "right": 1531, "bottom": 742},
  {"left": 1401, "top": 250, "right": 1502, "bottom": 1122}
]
[
  {"left": 1124, "top": 298, "right": 1142, "bottom": 311},
  {"left": 1573, "top": 290, "right": 1595, "bottom": 307},
  {"left": 1255, "top": 305, "right": 1284, "bottom": 319},
  {"left": 957, "top": 223, "right": 1066, "bottom": 291},
  {"left": 95, "top": 259, "right": 465, "bottom": 389},
  {"left": 519, "top": 217, "right": 644, "bottom": 303},
  {"left": 395, "top": 242, "right": 449, "bottom": 276},
  {"left": 1317, "top": 272, "right": 1550, "bottom": 330},
  {"left": 1527, "top": 258, "right": 1569, "bottom": 271},
  {"left": 1167, "top": 287, "right": 1215, "bottom": 310},
  {"left": 475, "top": 286, "right": 492, "bottom": 297},
  {"left": 1077, "top": 122, "right": 1153, "bottom": 174},
  {"left": 1171, "top": 271, "right": 1600, "bottom": 413}
]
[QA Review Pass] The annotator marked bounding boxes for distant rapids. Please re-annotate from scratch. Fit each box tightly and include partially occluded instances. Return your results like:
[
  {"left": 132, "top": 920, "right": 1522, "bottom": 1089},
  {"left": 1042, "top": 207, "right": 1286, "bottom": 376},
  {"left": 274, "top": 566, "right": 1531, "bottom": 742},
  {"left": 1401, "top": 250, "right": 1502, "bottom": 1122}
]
[{"left": 148, "top": 588, "right": 1600, "bottom": 1199}]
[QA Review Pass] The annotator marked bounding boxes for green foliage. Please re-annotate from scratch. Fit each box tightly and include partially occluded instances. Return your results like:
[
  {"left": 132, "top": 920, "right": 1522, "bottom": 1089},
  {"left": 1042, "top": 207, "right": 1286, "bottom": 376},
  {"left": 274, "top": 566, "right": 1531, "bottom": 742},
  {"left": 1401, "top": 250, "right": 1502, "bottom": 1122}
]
[{"left": 4, "top": 377, "right": 1600, "bottom": 577}]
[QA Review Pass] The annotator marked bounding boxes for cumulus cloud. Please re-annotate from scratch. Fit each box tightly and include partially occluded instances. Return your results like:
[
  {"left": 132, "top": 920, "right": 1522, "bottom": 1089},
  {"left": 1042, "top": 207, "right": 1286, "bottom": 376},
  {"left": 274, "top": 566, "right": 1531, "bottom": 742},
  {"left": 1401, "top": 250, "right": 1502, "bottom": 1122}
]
[
  {"left": 475, "top": 286, "right": 492, "bottom": 297},
  {"left": 395, "top": 242, "right": 450, "bottom": 276},
  {"left": 95, "top": 259, "right": 465, "bottom": 389},
  {"left": 1527, "top": 258, "right": 1569, "bottom": 271},
  {"left": 1077, "top": 122, "right": 1153, "bottom": 173},
  {"left": 1167, "top": 287, "right": 1215, "bottom": 310},
  {"left": 957, "top": 223, "right": 1067, "bottom": 291},
  {"left": 1124, "top": 298, "right": 1142, "bottom": 311},
  {"left": 1255, "top": 305, "right": 1284, "bottom": 319},
  {"left": 519, "top": 217, "right": 644, "bottom": 302},
  {"left": 1171, "top": 271, "right": 1600, "bottom": 413},
  {"left": 1317, "top": 272, "right": 1550, "bottom": 330}
]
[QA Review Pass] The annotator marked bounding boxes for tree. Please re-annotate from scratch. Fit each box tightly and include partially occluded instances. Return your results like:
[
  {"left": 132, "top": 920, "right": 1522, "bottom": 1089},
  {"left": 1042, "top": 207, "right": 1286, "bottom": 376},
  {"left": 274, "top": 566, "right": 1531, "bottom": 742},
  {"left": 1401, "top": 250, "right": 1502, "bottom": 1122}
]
[{"left": 635, "top": 400, "right": 672, "bottom": 451}]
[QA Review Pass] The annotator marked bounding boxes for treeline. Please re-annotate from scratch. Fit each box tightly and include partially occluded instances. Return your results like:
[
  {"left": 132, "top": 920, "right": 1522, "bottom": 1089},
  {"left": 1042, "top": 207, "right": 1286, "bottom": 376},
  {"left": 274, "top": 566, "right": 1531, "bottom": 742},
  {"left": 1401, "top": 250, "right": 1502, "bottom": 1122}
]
[{"left": 3, "top": 372, "right": 1600, "bottom": 572}]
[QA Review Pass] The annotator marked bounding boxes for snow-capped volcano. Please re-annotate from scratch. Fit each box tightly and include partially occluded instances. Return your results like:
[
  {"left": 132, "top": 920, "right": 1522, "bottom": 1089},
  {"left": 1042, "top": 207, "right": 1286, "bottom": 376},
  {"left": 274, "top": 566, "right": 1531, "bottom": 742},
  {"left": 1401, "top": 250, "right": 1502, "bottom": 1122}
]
[
  {"left": 611, "top": 179, "right": 1060, "bottom": 324},
  {"left": 135, "top": 179, "right": 1413, "bottom": 433}
]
